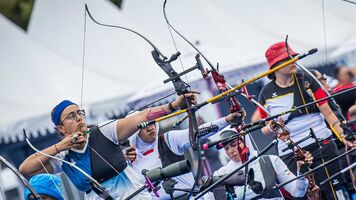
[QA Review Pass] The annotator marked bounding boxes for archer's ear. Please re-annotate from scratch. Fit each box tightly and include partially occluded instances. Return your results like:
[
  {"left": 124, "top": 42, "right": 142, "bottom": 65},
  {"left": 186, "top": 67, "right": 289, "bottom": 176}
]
[{"left": 56, "top": 125, "right": 65, "bottom": 136}]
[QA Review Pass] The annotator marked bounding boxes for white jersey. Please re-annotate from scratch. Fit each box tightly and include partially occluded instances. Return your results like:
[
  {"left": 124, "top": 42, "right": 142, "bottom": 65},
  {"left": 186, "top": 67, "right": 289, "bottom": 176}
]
[
  {"left": 258, "top": 76, "right": 332, "bottom": 156},
  {"left": 130, "top": 117, "right": 229, "bottom": 199}
]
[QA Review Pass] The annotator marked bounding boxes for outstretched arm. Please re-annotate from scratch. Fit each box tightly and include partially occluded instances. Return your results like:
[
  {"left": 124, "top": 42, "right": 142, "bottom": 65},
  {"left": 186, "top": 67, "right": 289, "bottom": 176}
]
[
  {"left": 319, "top": 103, "right": 354, "bottom": 147},
  {"left": 115, "top": 92, "right": 198, "bottom": 141},
  {"left": 164, "top": 112, "right": 241, "bottom": 155},
  {"left": 19, "top": 133, "right": 85, "bottom": 176}
]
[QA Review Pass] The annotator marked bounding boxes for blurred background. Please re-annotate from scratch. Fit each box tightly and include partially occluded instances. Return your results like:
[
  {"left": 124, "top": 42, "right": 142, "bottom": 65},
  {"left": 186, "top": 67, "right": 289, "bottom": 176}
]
[{"left": 0, "top": 0, "right": 356, "bottom": 199}]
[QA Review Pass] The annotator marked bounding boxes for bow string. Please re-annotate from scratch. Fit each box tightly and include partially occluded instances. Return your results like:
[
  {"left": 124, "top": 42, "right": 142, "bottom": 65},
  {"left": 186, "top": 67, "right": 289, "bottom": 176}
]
[
  {"left": 23, "top": 129, "right": 114, "bottom": 199},
  {"left": 0, "top": 154, "right": 43, "bottom": 200},
  {"left": 163, "top": 0, "right": 264, "bottom": 163}
]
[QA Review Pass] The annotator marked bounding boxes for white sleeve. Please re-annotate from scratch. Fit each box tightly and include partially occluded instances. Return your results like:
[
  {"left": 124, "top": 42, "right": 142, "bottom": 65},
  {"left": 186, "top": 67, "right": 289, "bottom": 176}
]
[
  {"left": 165, "top": 117, "right": 229, "bottom": 155},
  {"left": 48, "top": 152, "right": 66, "bottom": 174},
  {"left": 98, "top": 119, "right": 119, "bottom": 144},
  {"left": 203, "top": 192, "right": 216, "bottom": 200},
  {"left": 271, "top": 155, "right": 308, "bottom": 197}
]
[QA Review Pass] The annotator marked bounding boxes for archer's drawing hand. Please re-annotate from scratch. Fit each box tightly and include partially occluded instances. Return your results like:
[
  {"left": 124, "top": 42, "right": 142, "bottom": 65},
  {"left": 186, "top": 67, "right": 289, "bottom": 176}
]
[{"left": 57, "top": 132, "right": 87, "bottom": 152}]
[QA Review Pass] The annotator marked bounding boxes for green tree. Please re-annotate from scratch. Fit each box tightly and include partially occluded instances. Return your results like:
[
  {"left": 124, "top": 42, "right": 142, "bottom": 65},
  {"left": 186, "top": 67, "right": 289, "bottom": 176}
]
[
  {"left": 0, "top": 0, "right": 34, "bottom": 30},
  {"left": 0, "top": 0, "right": 122, "bottom": 31}
]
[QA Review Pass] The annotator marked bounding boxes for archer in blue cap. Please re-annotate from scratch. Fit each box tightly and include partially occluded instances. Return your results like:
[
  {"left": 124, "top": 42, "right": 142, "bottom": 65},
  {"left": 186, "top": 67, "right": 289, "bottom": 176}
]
[
  {"left": 19, "top": 94, "right": 196, "bottom": 199},
  {"left": 24, "top": 174, "right": 64, "bottom": 200}
]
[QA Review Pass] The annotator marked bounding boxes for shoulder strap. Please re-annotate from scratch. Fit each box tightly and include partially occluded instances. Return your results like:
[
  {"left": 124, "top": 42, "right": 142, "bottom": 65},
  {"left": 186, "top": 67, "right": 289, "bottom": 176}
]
[{"left": 285, "top": 73, "right": 318, "bottom": 124}]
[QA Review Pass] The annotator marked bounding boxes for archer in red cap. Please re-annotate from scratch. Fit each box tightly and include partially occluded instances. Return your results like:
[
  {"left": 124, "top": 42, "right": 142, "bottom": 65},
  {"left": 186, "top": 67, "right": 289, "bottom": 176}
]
[
  {"left": 257, "top": 41, "right": 354, "bottom": 200},
  {"left": 265, "top": 42, "right": 298, "bottom": 80},
  {"left": 265, "top": 42, "right": 298, "bottom": 69}
]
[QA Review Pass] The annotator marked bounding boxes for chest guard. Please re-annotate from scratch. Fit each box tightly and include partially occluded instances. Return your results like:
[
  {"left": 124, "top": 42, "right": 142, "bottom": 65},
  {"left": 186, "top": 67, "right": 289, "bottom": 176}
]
[
  {"left": 157, "top": 134, "right": 185, "bottom": 168},
  {"left": 89, "top": 127, "right": 127, "bottom": 183}
]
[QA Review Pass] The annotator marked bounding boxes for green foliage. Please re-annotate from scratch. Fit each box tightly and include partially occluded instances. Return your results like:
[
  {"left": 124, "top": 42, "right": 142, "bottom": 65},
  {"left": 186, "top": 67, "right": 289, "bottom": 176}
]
[
  {"left": 0, "top": 0, "right": 34, "bottom": 30},
  {"left": 0, "top": 0, "right": 122, "bottom": 30},
  {"left": 110, "top": 0, "right": 123, "bottom": 8}
]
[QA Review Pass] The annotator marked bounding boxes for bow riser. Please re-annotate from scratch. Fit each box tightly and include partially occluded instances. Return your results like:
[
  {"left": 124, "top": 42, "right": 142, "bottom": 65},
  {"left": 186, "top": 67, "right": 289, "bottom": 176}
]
[{"left": 211, "top": 69, "right": 249, "bottom": 163}]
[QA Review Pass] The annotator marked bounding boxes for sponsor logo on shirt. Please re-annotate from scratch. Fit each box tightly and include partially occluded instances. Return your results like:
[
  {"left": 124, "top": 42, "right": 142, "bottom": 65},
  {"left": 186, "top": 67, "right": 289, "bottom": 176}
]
[
  {"left": 272, "top": 92, "right": 278, "bottom": 98},
  {"left": 284, "top": 169, "right": 291, "bottom": 175}
]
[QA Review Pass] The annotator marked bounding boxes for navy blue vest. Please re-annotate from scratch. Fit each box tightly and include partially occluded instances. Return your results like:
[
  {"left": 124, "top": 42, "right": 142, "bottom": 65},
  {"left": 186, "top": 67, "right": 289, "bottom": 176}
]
[{"left": 89, "top": 126, "right": 127, "bottom": 183}]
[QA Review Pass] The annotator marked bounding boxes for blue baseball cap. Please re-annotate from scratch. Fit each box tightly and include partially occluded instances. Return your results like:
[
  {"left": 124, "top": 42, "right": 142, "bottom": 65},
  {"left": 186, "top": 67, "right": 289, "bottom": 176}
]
[{"left": 24, "top": 174, "right": 64, "bottom": 200}]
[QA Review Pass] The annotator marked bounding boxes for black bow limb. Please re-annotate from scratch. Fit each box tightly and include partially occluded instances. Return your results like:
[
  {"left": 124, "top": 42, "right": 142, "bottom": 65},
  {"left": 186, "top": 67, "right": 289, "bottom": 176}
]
[{"left": 0, "top": 155, "right": 43, "bottom": 200}]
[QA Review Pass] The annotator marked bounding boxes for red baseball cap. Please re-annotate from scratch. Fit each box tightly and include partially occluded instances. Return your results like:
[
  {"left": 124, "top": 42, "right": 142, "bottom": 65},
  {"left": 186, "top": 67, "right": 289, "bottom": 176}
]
[{"left": 265, "top": 42, "right": 298, "bottom": 69}]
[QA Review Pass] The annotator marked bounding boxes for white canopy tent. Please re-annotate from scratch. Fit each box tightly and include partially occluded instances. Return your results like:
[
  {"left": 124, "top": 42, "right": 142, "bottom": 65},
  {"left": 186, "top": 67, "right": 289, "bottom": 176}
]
[
  {"left": 27, "top": 0, "right": 192, "bottom": 91},
  {"left": 122, "top": 0, "right": 356, "bottom": 69},
  {"left": 123, "top": 0, "right": 356, "bottom": 106},
  {"left": 1, "top": 0, "right": 356, "bottom": 143},
  {"left": 0, "top": 14, "right": 133, "bottom": 143},
  {"left": 331, "top": 34, "right": 356, "bottom": 66},
  {"left": 0, "top": 0, "right": 185, "bottom": 143}
]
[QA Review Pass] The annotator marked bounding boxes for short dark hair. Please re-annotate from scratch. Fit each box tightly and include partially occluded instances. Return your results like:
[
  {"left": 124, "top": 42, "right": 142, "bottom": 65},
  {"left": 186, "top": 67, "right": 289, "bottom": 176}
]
[
  {"left": 267, "top": 57, "right": 292, "bottom": 80},
  {"left": 333, "top": 67, "right": 341, "bottom": 78},
  {"left": 334, "top": 66, "right": 353, "bottom": 81},
  {"left": 267, "top": 71, "right": 276, "bottom": 80},
  {"left": 51, "top": 107, "right": 56, "bottom": 123}
]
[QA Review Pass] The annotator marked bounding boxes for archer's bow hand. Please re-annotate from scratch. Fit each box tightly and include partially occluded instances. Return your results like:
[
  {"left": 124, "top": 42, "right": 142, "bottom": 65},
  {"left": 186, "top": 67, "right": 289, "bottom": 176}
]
[
  {"left": 341, "top": 134, "right": 356, "bottom": 148},
  {"left": 225, "top": 111, "right": 245, "bottom": 124},
  {"left": 123, "top": 146, "right": 137, "bottom": 162},
  {"left": 297, "top": 151, "right": 313, "bottom": 173},
  {"left": 174, "top": 90, "right": 200, "bottom": 110}
]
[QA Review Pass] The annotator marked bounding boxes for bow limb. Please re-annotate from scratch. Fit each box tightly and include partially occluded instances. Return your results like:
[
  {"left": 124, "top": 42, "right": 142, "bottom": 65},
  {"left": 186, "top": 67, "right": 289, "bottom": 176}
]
[
  {"left": 85, "top": 4, "right": 167, "bottom": 60},
  {"left": 0, "top": 155, "right": 43, "bottom": 200},
  {"left": 163, "top": 0, "right": 257, "bottom": 163},
  {"left": 23, "top": 130, "right": 113, "bottom": 199},
  {"left": 163, "top": 2, "right": 207, "bottom": 196},
  {"left": 163, "top": 0, "right": 215, "bottom": 70},
  {"left": 84, "top": 4, "right": 189, "bottom": 188},
  {"left": 24, "top": 135, "right": 97, "bottom": 186},
  {"left": 82, "top": 4, "right": 183, "bottom": 129},
  {"left": 85, "top": 3, "right": 188, "bottom": 98},
  {"left": 162, "top": 1, "right": 201, "bottom": 149}
]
